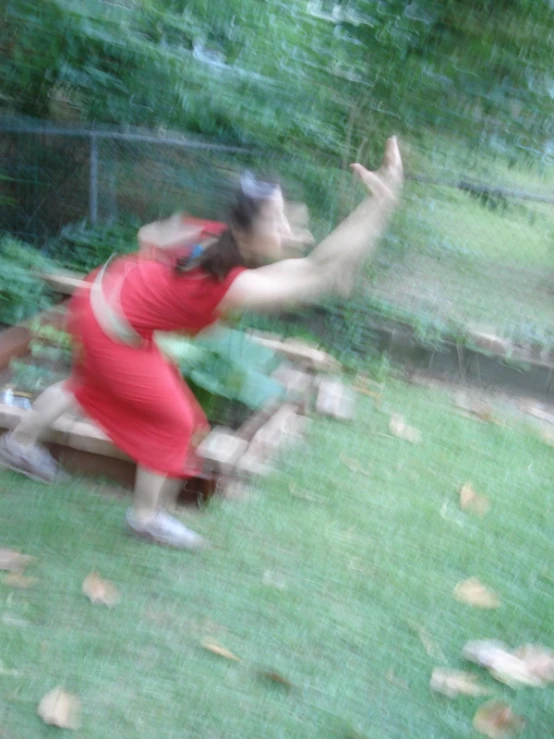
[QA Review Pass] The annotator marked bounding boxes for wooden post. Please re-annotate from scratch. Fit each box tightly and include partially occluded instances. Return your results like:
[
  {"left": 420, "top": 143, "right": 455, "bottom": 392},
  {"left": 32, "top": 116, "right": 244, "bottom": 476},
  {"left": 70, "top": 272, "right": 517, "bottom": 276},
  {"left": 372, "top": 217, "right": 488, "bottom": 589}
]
[{"left": 89, "top": 134, "right": 98, "bottom": 224}]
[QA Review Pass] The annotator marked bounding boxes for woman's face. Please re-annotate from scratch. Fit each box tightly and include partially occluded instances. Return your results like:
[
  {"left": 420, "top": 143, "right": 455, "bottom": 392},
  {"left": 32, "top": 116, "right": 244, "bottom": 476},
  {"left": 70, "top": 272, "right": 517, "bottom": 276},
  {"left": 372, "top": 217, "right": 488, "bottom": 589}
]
[{"left": 247, "top": 188, "right": 291, "bottom": 264}]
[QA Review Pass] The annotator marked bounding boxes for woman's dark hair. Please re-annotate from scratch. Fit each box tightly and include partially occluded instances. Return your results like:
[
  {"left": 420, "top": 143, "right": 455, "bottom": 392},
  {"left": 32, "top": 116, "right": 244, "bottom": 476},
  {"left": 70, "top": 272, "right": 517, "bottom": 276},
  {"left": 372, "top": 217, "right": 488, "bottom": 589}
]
[{"left": 175, "top": 174, "right": 279, "bottom": 281}]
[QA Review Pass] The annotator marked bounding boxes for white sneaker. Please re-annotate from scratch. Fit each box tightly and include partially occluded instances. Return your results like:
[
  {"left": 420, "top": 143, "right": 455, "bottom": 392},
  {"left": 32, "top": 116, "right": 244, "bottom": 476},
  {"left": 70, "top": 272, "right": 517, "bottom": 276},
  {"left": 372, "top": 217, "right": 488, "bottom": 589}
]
[
  {"left": 125, "top": 509, "right": 207, "bottom": 550},
  {"left": 0, "top": 433, "right": 68, "bottom": 484}
]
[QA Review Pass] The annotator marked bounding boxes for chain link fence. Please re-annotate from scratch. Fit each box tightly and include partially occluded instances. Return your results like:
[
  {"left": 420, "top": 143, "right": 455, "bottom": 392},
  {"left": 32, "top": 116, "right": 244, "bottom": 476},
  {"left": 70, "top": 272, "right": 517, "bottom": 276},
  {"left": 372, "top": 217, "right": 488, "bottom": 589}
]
[
  {"left": 0, "top": 119, "right": 267, "bottom": 240},
  {"left": 1, "top": 117, "right": 554, "bottom": 355}
]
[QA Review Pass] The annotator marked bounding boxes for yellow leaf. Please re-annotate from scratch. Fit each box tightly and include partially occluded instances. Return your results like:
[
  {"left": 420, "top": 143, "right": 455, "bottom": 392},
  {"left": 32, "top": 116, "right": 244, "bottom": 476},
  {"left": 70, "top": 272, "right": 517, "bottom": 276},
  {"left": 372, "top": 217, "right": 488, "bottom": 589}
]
[
  {"left": 473, "top": 701, "right": 524, "bottom": 738},
  {"left": 459, "top": 483, "right": 490, "bottom": 517},
  {"left": 488, "top": 652, "right": 544, "bottom": 688},
  {"left": 258, "top": 670, "right": 293, "bottom": 689},
  {"left": 454, "top": 394, "right": 495, "bottom": 422},
  {"left": 513, "top": 644, "right": 554, "bottom": 684},
  {"left": 389, "top": 415, "right": 421, "bottom": 444},
  {"left": 201, "top": 641, "right": 241, "bottom": 662},
  {"left": 463, "top": 639, "right": 511, "bottom": 668},
  {"left": 430, "top": 668, "right": 491, "bottom": 698},
  {"left": 0, "top": 548, "right": 35, "bottom": 573},
  {"left": 3, "top": 572, "right": 38, "bottom": 589},
  {"left": 37, "top": 687, "right": 81, "bottom": 730},
  {"left": 353, "top": 386, "right": 382, "bottom": 402},
  {"left": 339, "top": 455, "right": 371, "bottom": 476},
  {"left": 539, "top": 428, "right": 554, "bottom": 447},
  {"left": 386, "top": 668, "right": 408, "bottom": 690},
  {"left": 453, "top": 578, "right": 501, "bottom": 609},
  {"left": 82, "top": 572, "right": 119, "bottom": 607},
  {"left": 417, "top": 628, "right": 446, "bottom": 662},
  {"left": 463, "top": 640, "right": 551, "bottom": 688}
]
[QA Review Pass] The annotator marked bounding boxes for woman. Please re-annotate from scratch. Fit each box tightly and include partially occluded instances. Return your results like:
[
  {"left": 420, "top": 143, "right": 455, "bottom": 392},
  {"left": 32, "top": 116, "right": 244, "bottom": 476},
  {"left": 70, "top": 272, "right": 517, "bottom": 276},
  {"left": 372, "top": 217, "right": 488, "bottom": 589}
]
[{"left": 0, "top": 137, "right": 403, "bottom": 550}]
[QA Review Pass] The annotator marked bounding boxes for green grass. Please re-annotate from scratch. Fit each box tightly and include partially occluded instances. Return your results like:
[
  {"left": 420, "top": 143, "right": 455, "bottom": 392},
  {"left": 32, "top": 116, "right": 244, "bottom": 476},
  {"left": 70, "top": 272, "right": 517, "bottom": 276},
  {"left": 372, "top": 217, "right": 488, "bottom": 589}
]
[
  {"left": 1, "top": 379, "right": 553, "bottom": 737},
  {"left": 368, "top": 174, "right": 554, "bottom": 341},
  {"left": 355, "top": 136, "right": 554, "bottom": 344}
]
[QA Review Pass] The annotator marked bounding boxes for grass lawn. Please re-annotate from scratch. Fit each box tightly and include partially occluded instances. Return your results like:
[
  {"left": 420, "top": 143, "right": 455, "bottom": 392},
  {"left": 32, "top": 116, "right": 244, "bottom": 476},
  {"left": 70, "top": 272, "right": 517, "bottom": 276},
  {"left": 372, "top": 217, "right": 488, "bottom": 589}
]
[
  {"left": 1, "top": 379, "right": 553, "bottom": 737},
  {"left": 368, "top": 178, "right": 554, "bottom": 340},
  {"left": 356, "top": 138, "right": 554, "bottom": 344}
]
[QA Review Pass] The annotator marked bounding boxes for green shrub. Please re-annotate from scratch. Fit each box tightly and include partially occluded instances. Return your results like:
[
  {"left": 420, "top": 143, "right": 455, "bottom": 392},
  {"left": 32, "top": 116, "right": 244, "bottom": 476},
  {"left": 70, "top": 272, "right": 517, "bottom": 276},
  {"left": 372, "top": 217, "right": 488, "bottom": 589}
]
[
  {"left": 157, "top": 327, "right": 286, "bottom": 418},
  {"left": 9, "top": 320, "right": 73, "bottom": 394},
  {"left": 0, "top": 236, "right": 59, "bottom": 325},
  {"left": 47, "top": 220, "right": 139, "bottom": 273}
]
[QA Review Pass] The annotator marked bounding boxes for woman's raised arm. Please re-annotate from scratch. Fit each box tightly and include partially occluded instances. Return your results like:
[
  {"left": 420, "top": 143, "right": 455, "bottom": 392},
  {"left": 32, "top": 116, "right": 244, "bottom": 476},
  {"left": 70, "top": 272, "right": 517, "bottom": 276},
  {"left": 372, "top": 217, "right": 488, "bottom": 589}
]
[{"left": 219, "top": 136, "right": 403, "bottom": 313}]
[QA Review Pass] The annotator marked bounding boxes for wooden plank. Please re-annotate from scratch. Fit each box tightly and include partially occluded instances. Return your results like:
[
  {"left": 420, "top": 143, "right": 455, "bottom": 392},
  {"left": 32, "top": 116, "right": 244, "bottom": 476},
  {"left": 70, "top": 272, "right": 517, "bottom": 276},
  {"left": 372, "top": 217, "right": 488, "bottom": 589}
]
[
  {"left": 315, "top": 378, "right": 355, "bottom": 421},
  {"left": 53, "top": 445, "right": 136, "bottom": 488},
  {"left": 0, "top": 404, "right": 130, "bottom": 460},
  {"left": 195, "top": 427, "right": 248, "bottom": 469},
  {"left": 236, "top": 403, "right": 308, "bottom": 476},
  {"left": 248, "top": 332, "right": 341, "bottom": 373}
]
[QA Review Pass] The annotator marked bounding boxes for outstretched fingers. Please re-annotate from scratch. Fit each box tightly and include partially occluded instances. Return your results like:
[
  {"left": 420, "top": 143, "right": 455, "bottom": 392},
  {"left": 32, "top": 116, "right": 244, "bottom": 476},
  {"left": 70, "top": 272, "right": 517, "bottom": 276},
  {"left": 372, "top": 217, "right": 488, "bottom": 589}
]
[
  {"left": 350, "top": 163, "right": 394, "bottom": 200},
  {"left": 380, "top": 135, "right": 403, "bottom": 187},
  {"left": 350, "top": 136, "right": 403, "bottom": 198}
]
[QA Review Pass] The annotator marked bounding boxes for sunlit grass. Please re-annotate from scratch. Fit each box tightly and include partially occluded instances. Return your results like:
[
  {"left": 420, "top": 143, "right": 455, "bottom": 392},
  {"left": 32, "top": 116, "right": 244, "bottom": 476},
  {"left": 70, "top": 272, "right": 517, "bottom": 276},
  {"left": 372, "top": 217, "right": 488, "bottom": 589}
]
[{"left": 1, "top": 379, "right": 552, "bottom": 737}]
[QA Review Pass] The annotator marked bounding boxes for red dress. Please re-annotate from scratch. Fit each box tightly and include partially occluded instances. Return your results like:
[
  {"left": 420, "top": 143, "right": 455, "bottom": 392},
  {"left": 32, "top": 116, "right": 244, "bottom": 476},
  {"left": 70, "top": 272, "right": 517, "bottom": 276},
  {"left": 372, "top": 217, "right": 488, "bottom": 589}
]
[{"left": 65, "top": 256, "right": 244, "bottom": 477}]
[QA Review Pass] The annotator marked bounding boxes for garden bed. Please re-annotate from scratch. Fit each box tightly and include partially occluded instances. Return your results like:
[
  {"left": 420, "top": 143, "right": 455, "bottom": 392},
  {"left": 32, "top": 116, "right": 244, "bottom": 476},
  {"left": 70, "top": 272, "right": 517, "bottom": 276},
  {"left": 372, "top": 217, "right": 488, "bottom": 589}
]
[{"left": 0, "top": 290, "right": 349, "bottom": 504}]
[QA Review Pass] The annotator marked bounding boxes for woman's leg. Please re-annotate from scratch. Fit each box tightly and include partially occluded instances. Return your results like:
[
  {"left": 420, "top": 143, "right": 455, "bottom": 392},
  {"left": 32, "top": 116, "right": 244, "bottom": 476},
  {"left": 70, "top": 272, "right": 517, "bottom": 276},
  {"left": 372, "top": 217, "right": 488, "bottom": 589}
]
[
  {"left": 132, "top": 466, "right": 181, "bottom": 521},
  {"left": 0, "top": 381, "right": 75, "bottom": 483},
  {"left": 10, "top": 381, "right": 75, "bottom": 445},
  {"left": 126, "top": 465, "right": 206, "bottom": 550}
]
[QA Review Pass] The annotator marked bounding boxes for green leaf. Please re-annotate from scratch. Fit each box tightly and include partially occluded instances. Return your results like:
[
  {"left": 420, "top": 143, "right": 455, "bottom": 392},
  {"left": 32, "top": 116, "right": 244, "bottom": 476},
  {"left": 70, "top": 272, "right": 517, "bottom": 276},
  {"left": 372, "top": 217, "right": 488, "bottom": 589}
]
[{"left": 235, "top": 368, "right": 285, "bottom": 410}]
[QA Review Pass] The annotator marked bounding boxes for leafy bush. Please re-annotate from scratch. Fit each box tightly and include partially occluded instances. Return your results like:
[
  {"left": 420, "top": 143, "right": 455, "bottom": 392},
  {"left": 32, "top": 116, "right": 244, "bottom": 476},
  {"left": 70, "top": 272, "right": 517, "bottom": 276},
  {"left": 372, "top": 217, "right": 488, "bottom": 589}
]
[
  {"left": 9, "top": 320, "right": 286, "bottom": 419},
  {"left": 9, "top": 319, "right": 73, "bottom": 394},
  {"left": 156, "top": 327, "right": 286, "bottom": 416},
  {"left": 0, "top": 236, "right": 59, "bottom": 325},
  {"left": 47, "top": 221, "right": 139, "bottom": 273}
]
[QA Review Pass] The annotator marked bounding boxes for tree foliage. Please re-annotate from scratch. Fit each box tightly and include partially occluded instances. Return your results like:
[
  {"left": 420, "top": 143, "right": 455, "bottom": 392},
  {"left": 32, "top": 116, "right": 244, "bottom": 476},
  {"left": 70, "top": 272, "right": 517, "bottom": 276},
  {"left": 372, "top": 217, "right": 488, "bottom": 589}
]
[{"left": 1, "top": 0, "right": 553, "bottom": 161}]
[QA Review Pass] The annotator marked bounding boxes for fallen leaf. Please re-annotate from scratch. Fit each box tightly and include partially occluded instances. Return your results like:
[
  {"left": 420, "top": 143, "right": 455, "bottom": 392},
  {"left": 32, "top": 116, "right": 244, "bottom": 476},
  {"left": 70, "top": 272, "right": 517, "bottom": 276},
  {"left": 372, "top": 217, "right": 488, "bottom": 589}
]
[
  {"left": 262, "top": 570, "right": 287, "bottom": 590},
  {"left": 513, "top": 644, "right": 554, "bottom": 683},
  {"left": 463, "top": 640, "right": 545, "bottom": 688},
  {"left": 473, "top": 701, "right": 524, "bottom": 738},
  {"left": 454, "top": 393, "right": 495, "bottom": 422},
  {"left": 463, "top": 640, "right": 511, "bottom": 668},
  {"left": 3, "top": 572, "right": 38, "bottom": 589},
  {"left": 539, "top": 428, "right": 554, "bottom": 447},
  {"left": 0, "top": 660, "right": 21, "bottom": 677},
  {"left": 258, "top": 670, "right": 293, "bottom": 689},
  {"left": 340, "top": 455, "right": 360, "bottom": 472},
  {"left": 487, "top": 651, "right": 544, "bottom": 688},
  {"left": 353, "top": 386, "right": 382, "bottom": 401},
  {"left": 354, "top": 374, "right": 382, "bottom": 389},
  {"left": 339, "top": 455, "right": 371, "bottom": 476},
  {"left": 37, "top": 687, "right": 81, "bottom": 730},
  {"left": 201, "top": 641, "right": 241, "bottom": 662},
  {"left": 338, "top": 720, "right": 370, "bottom": 739},
  {"left": 417, "top": 627, "right": 447, "bottom": 662},
  {"left": 0, "top": 549, "right": 35, "bottom": 573},
  {"left": 518, "top": 400, "right": 554, "bottom": 425},
  {"left": 2, "top": 613, "right": 30, "bottom": 628},
  {"left": 288, "top": 482, "right": 324, "bottom": 503},
  {"left": 389, "top": 415, "right": 421, "bottom": 444},
  {"left": 430, "top": 668, "right": 491, "bottom": 698},
  {"left": 539, "top": 567, "right": 554, "bottom": 583},
  {"left": 386, "top": 668, "right": 408, "bottom": 690},
  {"left": 453, "top": 578, "right": 501, "bottom": 609},
  {"left": 82, "top": 572, "right": 119, "bottom": 607},
  {"left": 459, "top": 483, "right": 490, "bottom": 517}
]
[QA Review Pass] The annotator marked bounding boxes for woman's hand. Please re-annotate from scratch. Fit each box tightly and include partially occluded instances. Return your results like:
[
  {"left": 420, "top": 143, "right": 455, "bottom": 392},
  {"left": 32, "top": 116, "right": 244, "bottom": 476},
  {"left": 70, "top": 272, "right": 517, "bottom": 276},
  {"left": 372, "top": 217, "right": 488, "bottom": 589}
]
[
  {"left": 350, "top": 136, "right": 403, "bottom": 205},
  {"left": 219, "top": 135, "right": 404, "bottom": 311},
  {"left": 282, "top": 228, "right": 315, "bottom": 248}
]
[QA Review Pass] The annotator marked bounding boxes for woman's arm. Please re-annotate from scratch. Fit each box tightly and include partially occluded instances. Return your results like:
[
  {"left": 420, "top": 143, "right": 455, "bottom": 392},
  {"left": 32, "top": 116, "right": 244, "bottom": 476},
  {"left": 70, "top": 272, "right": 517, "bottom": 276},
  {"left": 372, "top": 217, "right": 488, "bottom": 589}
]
[{"left": 219, "top": 136, "right": 403, "bottom": 313}]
